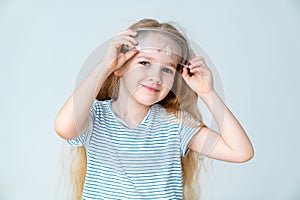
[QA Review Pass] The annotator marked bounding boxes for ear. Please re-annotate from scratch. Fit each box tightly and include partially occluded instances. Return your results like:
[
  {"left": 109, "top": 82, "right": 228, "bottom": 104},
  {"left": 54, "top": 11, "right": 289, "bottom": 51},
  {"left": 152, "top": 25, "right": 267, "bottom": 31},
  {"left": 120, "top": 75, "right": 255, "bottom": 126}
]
[{"left": 114, "top": 68, "right": 124, "bottom": 77}]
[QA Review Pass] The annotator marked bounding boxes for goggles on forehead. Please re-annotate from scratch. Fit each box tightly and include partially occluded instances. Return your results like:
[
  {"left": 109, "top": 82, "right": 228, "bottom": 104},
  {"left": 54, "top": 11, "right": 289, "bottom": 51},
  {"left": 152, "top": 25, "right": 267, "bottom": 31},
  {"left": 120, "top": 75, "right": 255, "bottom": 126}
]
[{"left": 120, "top": 28, "right": 189, "bottom": 62}]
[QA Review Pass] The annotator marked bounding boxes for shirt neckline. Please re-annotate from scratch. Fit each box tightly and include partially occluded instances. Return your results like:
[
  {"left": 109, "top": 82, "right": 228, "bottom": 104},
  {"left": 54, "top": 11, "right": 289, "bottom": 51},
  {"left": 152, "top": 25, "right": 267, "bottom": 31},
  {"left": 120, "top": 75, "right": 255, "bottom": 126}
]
[{"left": 107, "top": 99, "right": 154, "bottom": 130}]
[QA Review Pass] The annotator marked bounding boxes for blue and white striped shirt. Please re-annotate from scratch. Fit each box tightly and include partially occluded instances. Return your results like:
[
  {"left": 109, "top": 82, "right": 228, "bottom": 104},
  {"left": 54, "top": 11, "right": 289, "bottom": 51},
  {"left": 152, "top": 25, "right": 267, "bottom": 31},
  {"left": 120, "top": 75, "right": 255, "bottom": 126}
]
[{"left": 67, "top": 99, "right": 203, "bottom": 199}]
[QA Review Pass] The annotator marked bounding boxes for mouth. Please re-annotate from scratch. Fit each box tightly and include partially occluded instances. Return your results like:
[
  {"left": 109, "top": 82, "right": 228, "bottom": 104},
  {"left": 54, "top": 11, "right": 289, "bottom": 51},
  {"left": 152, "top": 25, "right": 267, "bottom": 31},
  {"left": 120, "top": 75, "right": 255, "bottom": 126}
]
[{"left": 142, "top": 85, "right": 160, "bottom": 93}]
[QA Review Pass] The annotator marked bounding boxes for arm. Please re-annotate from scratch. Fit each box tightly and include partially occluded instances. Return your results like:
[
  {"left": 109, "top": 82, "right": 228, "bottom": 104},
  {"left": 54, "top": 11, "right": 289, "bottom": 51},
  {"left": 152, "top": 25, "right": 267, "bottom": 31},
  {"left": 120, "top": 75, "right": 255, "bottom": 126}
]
[
  {"left": 54, "top": 63, "right": 112, "bottom": 140},
  {"left": 54, "top": 29, "right": 138, "bottom": 140},
  {"left": 190, "top": 90, "right": 254, "bottom": 163},
  {"left": 182, "top": 57, "right": 254, "bottom": 163}
]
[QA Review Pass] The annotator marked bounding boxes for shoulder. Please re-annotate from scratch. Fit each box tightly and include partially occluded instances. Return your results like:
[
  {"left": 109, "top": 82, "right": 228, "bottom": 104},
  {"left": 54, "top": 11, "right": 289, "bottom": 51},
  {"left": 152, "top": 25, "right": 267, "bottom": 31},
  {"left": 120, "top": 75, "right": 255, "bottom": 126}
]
[
  {"left": 89, "top": 99, "right": 113, "bottom": 119},
  {"left": 151, "top": 104, "right": 181, "bottom": 126},
  {"left": 151, "top": 104, "right": 201, "bottom": 125},
  {"left": 152, "top": 104, "right": 179, "bottom": 117},
  {"left": 92, "top": 99, "right": 111, "bottom": 110}
]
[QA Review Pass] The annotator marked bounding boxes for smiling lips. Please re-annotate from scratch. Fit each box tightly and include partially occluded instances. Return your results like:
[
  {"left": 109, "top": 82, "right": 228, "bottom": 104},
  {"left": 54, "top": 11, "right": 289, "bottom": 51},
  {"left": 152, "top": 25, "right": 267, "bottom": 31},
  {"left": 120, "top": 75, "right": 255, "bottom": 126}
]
[{"left": 142, "top": 85, "right": 160, "bottom": 93}]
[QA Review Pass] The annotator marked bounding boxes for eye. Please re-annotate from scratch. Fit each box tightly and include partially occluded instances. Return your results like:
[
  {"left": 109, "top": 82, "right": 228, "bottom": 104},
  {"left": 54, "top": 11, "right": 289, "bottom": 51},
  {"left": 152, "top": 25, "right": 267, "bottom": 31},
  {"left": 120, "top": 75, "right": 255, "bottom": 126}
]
[
  {"left": 139, "top": 61, "right": 150, "bottom": 66},
  {"left": 162, "top": 67, "right": 174, "bottom": 74}
]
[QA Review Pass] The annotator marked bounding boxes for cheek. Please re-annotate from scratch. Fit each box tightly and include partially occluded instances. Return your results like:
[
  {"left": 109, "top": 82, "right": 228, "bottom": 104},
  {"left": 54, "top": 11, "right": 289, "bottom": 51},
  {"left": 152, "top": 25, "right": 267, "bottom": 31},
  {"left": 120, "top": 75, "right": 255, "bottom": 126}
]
[
  {"left": 124, "top": 67, "right": 146, "bottom": 81},
  {"left": 163, "top": 75, "right": 175, "bottom": 90}
]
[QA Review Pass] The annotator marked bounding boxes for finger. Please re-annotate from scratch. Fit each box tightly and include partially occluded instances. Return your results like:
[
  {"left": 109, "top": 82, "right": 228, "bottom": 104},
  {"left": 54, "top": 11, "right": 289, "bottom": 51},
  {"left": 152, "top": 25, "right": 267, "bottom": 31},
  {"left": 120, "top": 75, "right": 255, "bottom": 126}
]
[
  {"left": 190, "top": 67, "right": 202, "bottom": 73},
  {"left": 114, "top": 35, "right": 136, "bottom": 43},
  {"left": 119, "top": 35, "right": 138, "bottom": 45},
  {"left": 114, "top": 40, "right": 136, "bottom": 50},
  {"left": 189, "top": 63, "right": 206, "bottom": 70},
  {"left": 182, "top": 68, "right": 191, "bottom": 81},
  {"left": 190, "top": 63, "right": 208, "bottom": 70},
  {"left": 193, "top": 56, "right": 204, "bottom": 61},
  {"left": 114, "top": 36, "right": 138, "bottom": 47},
  {"left": 124, "top": 49, "right": 139, "bottom": 60},
  {"left": 117, "top": 49, "right": 139, "bottom": 66},
  {"left": 189, "top": 58, "right": 207, "bottom": 69},
  {"left": 190, "top": 56, "right": 205, "bottom": 64},
  {"left": 189, "top": 66, "right": 209, "bottom": 76},
  {"left": 117, "top": 29, "right": 138, "bottom": 37}
]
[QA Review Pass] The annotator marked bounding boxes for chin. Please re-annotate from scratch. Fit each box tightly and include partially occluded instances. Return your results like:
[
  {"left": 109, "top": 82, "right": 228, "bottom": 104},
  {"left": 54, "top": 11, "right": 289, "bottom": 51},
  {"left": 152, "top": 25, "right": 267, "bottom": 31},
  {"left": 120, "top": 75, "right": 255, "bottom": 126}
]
[
  {"left": 135, "top": 95, "right": 161, "bottom": 107},
  {"left": 139, "top": 98, "right": 158, "bottom": 106},
  {"left": 132, "top": 89, "right": 168, "bottom": 106}
]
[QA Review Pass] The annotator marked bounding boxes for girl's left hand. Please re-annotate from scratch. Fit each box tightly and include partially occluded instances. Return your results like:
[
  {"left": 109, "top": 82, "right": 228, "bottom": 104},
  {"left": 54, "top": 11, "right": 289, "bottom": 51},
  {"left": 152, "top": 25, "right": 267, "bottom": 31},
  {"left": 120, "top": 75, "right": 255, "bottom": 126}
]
[{"left": 182, "top": 56, "right": 214, "bottom": 96}]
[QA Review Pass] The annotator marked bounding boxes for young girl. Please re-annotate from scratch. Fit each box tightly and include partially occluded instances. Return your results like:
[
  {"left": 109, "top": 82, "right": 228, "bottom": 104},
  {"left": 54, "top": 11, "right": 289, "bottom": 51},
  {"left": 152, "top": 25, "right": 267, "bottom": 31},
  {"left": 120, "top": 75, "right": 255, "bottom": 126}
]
[{"left": 55, "top": 18, "right": 254, "bottom": 200}]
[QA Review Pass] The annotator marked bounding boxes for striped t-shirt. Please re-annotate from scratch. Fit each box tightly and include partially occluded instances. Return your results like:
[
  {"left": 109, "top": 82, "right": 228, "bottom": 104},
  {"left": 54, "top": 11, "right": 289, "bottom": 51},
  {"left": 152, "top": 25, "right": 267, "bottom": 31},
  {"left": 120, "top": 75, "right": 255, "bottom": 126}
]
[{"left": 67, "top": 99, "right": 203, "bottom": 199}]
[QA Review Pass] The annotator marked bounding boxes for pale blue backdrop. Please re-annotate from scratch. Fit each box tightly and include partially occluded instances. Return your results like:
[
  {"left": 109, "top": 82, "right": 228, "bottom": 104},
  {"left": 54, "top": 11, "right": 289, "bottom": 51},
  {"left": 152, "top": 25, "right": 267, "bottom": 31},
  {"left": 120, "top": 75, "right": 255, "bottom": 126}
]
[{"left": 0, "top": 0, "right": 299, "bottom": 199}]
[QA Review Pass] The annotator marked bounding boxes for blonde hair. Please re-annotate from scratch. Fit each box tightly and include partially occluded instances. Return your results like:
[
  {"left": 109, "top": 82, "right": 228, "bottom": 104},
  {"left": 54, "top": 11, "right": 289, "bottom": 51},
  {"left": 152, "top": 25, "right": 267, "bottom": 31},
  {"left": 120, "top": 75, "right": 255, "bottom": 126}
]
[{"left": 62, "top": 19, "right": 210, "bottom": 200}]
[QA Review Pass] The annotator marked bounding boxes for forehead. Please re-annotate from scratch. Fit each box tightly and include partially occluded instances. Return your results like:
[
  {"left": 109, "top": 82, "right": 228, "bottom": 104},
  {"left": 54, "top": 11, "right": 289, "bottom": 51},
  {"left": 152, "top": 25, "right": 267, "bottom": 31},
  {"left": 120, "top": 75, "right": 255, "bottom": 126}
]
[
  {"left": 134, "top": 29, "right": 184, "bottom": 58},
  {"left": 134, "top": 50, "right": 181, "bottom": 65}
]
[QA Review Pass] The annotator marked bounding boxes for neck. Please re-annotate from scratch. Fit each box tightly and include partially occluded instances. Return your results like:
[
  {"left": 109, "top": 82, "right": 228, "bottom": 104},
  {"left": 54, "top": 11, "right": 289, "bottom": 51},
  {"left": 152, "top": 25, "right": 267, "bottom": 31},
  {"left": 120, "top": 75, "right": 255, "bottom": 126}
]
[{"left": 111, "top": 96, "right": 150, "bottom": 128}]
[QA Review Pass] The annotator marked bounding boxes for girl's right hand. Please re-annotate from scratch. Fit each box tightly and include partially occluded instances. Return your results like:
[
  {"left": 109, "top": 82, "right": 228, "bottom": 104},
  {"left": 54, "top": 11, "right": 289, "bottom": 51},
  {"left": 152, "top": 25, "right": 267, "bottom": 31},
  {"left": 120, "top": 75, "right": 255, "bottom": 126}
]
[{"left": 103, "top": 29, "right": 139, "bottom": 72}]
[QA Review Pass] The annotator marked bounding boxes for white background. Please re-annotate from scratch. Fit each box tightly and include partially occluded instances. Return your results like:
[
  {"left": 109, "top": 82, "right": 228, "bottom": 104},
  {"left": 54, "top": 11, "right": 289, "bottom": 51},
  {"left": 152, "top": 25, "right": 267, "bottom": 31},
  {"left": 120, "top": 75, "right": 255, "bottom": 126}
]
[{"left": 0, "top": 0, "right": 299, "bottom": 199}]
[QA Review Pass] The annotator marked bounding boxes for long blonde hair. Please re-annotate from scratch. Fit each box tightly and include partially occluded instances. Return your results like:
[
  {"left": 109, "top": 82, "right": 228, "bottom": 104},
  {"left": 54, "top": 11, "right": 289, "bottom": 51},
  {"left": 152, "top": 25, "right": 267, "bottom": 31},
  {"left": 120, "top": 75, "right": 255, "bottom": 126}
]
[{"left": 62, "top": 19, "right": 210, "bottom": 200}]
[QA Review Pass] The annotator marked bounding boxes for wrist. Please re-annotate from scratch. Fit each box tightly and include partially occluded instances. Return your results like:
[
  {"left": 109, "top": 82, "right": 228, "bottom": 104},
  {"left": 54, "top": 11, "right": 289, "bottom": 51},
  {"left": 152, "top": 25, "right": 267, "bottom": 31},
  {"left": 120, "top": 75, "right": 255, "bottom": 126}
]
[
  {"left": 198, "top": 89, "right": 216, "bottom": 101},
  {"left": 97, "top": 60, "right": 115, "bottom": 74}
]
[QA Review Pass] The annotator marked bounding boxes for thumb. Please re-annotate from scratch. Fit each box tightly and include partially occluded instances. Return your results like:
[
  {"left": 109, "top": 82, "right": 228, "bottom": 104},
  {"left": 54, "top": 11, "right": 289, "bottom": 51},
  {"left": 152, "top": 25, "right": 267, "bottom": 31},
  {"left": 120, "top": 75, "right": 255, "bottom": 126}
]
[
  {"left": 181, "top": 68, "right": 190, "bottom": 83},
  {"left": 118, "top": 49, "right": 139, "bottom": 67},
  {"left": 125, "top": 49, "right": 139, "bottom": 60}
]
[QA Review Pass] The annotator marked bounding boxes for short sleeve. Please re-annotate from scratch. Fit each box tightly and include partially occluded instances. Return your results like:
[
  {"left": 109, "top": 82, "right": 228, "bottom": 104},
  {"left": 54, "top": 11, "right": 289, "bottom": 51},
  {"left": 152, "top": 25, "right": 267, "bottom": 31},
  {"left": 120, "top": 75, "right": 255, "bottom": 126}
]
[
  {"left": 179, "top": 111, "right": 205, "bottom": 157},
  {"left": 66, "top": 99, "right": 97, "bottom": 146}
]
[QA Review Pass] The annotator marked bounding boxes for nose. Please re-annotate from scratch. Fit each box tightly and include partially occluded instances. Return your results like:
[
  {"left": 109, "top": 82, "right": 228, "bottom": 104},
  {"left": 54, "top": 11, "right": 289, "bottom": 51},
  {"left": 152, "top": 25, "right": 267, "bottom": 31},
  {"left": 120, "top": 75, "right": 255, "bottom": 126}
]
[{"left": 148, "top": 64, "right": 162, "bottom": 84}]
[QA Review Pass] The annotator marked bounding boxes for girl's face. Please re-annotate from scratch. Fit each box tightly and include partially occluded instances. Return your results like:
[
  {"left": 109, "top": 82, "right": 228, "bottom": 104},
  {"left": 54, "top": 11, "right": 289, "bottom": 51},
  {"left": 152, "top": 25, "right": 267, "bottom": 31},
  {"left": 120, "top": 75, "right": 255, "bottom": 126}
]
[{"left": 116, "top": 34, "right": 181, "bottom": 106}]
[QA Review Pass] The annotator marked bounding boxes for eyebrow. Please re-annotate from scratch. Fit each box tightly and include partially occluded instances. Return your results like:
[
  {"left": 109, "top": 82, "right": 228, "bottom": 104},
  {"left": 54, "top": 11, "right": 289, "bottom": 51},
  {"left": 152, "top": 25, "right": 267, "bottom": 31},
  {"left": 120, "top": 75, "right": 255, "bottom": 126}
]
[
  {"left": 135, "top": 55, "right": 177, "bottom": 68},
  {"left": 135, "top": 55, "right": 155, "bottom": 61}
]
